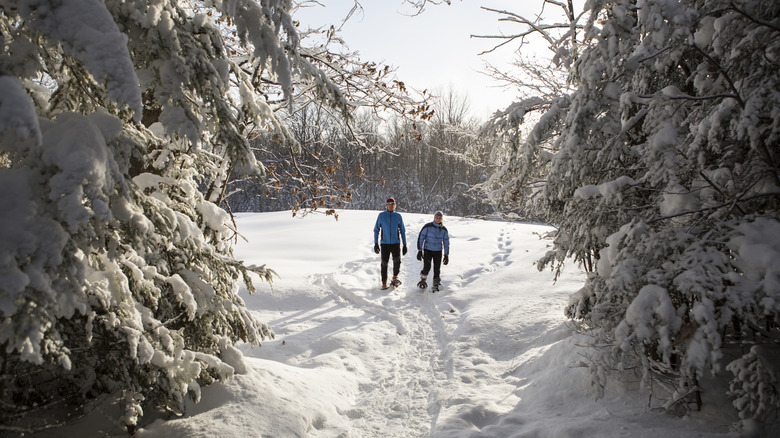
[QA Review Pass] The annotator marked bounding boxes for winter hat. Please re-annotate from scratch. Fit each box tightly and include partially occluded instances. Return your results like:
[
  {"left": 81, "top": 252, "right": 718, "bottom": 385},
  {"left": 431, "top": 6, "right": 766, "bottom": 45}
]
[
  {"left": 434, "top": 211, "right": 443, "bottom": 219},
  {"left": 386, "top": 197, "right": 396, "bottom": 205}
]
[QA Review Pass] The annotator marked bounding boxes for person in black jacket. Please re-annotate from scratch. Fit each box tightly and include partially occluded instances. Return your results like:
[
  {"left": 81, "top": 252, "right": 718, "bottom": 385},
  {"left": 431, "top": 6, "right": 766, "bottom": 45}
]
[{"left": 416, "top": 211, "right": 449, "bottom": 292}]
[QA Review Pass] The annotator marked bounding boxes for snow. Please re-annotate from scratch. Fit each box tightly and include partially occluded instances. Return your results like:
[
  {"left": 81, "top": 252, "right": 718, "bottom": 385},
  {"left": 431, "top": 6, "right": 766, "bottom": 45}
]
[
  {"left": 660, "top": 182, "right": 700, "bottom": 217},
  {"left": 730, "top": 218, "right": 780, "bottom": 290},
  {"left": 45, "top": 210, "right": 740, "bottom": 437},
  {"left": 40, "top": 112, "right": 115, "bottom": 231},
  {"left": 573, "top": 176, "right": 635, "bottom": 201},
  {"left": 166, "top": 274, "right": 198, "bottom": 318},
  {"left": 18, "top": 0, "right": 143, "bottom": 117},
  {"left": 616, "top": 284, "right": 682, "bottom": 359},
  {"left": 0, "top": 76, "right": 41, "bottom": 152}
]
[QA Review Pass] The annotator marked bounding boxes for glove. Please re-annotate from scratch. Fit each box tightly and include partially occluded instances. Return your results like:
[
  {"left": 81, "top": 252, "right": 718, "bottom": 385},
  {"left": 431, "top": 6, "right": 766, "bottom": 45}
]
[
  {"left": 443, "top": 255, "right": 449, "bottom": 265},
  {"left": 402, "top": 245, "right": 408, "bottom": 256},
  {"left": 373, "top": 243, "right": 380, "bottom": 254},
  {"left": 416, "top": 251, "right": 423, "bottom": 261}
]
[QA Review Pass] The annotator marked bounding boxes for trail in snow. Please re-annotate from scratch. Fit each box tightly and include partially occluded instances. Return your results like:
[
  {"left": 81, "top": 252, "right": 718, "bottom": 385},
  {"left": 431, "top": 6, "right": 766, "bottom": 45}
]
[
  {"left": 310, "top": 219, "right": 526, "bottom": 437},
  {"left": 315, "top": 264, "right": 452, "bottom": 436}
]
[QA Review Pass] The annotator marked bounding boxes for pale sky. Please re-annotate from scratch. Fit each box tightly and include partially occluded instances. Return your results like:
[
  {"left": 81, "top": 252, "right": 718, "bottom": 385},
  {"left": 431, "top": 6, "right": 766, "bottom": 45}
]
[{"left": 295, "top": 0, "right": 551, "bottom": 120}]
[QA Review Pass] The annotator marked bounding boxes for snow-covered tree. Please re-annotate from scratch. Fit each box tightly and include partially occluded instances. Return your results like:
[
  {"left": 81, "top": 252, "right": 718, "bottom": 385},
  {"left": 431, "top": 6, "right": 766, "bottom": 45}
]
[
  {"left": 482, "top": 0, "right": 780, "bottom": 427},
  {"left": 476, "top": 0, "right": 584, "bottom": 224},
  {"left": 0, "top": 0, "right": 354, "bottom": 432}
]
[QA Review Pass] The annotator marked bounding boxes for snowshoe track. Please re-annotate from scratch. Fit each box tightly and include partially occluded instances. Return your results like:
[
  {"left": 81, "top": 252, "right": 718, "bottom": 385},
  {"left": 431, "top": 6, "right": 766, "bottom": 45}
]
[{"left": 313, "top": 262, "right": 453, "bottom": 437}]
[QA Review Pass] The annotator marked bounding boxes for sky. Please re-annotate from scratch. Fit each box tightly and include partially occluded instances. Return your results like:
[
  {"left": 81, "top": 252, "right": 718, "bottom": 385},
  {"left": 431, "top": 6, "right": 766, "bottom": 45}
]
[
  {"left": 41, "top": 210, "right": 756, "bottom": 437},
  {"left": 294, "top": 0, "right": 551, "bottom": 120}
]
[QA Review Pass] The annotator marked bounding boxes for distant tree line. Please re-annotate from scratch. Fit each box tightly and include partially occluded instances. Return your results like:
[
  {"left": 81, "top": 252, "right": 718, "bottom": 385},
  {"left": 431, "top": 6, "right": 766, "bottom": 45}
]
[{"left": 226, "top": 90, "right": 498, "bottom": 218}]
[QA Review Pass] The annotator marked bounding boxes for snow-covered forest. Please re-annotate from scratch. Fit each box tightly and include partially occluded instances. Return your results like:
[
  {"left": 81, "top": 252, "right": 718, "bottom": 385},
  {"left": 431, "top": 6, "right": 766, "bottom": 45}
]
[
  {"left": 1, "top": 0, "right": 779, "bottom": 436},
  {"left": 225, "top": 93, "right": 497, "bottom": 217}
]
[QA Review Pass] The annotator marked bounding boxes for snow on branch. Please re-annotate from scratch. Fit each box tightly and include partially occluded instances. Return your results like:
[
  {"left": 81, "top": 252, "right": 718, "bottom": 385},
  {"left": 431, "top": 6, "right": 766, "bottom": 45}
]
[
  {"left": 574, "top": 176, "right": 636, "bottom": 201},
  {"left": 19, "top": 0, "right": 143, "bottom": 118},
  {"left": 0, "top": 76, "right": 41, "bottom": 152}
]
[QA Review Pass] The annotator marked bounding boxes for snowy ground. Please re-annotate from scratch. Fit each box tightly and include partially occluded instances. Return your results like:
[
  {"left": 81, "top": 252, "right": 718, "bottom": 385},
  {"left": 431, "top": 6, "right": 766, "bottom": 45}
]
[{"left": 53, "top": 210, "right": 745, "bottom": 437}]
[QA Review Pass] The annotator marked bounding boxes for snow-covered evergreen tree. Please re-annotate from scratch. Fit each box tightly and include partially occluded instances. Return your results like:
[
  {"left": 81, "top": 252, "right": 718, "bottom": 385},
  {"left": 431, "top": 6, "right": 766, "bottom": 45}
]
[
  {"left": 476, "top": 0, "right": 583, "bottom": 225},
  {"left": 484, "top": 0, "right": 780, "bottom": 427},
  {"left": 0, "top": 0, "right": 349, "bottom": 432}
]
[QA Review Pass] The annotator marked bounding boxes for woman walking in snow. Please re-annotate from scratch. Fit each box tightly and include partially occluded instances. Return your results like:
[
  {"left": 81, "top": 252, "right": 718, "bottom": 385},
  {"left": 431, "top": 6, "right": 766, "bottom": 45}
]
[
  {"left": 373, "top": 197, "right": 408, "bottom": 290},
  {"left": 416, "top": 211, "right": 449, "bottom": 292}
]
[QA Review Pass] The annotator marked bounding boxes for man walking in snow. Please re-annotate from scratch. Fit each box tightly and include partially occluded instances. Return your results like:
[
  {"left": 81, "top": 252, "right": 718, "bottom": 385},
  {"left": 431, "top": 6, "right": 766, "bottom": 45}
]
[
  {"left": 416, "top": 211, "right": 450, "bottom": 292},
  {"left": 373, "top": 197, "right": 407, "bottom": 290}
]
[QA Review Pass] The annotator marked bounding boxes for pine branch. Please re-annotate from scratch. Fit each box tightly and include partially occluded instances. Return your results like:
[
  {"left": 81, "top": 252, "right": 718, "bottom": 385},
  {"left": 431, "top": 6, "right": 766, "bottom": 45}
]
[
  {"left": 690, "top": 43, "right": 745, "bottom": 108},
  {"left": 729, "top": 1, "right": 780, "bottom": 33},
  {"left": 647, "top": 191, "right": 780, "bottom": 224}
]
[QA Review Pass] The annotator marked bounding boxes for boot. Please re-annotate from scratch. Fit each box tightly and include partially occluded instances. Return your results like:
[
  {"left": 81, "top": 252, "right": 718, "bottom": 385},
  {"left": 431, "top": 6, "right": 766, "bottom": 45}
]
[{"left": 417, "top": 274, "right": 428, "bottom": 289}]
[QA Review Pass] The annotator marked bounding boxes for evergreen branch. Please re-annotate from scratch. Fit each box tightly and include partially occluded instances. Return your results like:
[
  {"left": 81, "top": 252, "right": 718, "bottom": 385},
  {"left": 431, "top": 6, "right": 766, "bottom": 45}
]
[
  {"left": 690, "top": 43, "right": 745, "bottom": 108},
  {"left": 635, "top": 46, "right": 672, "bottom": 64},
  {"left": 647, "top": 191, "right": 780, "bottom": 224},
  {"left": 639, "top": 92, "right": 741, "bottom": 103},
  {"left": 697, "top": 170, "right": 746, "bottom": 216},
  {"left": 729, "top": 2, "right": 780, "bottom": 33}
]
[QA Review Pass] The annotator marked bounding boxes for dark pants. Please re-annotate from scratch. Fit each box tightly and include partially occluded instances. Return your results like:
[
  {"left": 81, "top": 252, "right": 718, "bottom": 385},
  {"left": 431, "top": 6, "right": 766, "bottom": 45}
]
[
  {"left": 381, "top": 243, "right": 401, "bottom": 284},
  {"left": 421, "top": 250, "right": 442, "bottom": 283}
]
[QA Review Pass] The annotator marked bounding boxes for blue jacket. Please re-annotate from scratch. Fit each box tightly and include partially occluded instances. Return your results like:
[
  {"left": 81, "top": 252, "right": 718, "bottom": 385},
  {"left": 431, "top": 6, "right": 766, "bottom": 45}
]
[
  {"left": 417, "top": 222, "right": 449, "bottom": 254},
  {"left": 374, "top": 211, "right": 407, "bottom": 245}
]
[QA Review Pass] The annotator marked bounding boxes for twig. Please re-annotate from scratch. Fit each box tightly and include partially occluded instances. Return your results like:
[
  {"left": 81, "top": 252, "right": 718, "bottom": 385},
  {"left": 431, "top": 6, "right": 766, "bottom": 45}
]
[
  {"left": 647, "top": 191, "right": 780, "bottom": 224},
  {"left": 691, "top": 43, "right": 745, "bottom": 108},
  {"left": 730, "top": 1, "right": 780, "bottom": 33},
  {"left": 698, "top": 171, "right": 746, "bottom": 215}
]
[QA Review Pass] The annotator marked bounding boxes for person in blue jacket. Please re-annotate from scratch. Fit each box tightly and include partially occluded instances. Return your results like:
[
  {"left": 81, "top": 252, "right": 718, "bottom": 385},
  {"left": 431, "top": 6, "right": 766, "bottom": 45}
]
[
  {"left": 416, "top": 211, "right": 449, "bottom": 292},
  {"left": 373, "top": 197, "right": 407, "bottom": 289}
]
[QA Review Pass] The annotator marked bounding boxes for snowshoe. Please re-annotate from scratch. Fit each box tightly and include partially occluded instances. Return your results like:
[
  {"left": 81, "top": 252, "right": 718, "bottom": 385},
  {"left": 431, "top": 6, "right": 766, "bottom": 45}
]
[
  {"left": 390, "top": 278, "right": 402, "bottom": 288},
  {"left": 381, "top": 284, "right": 389, "bottom": 290},
  {"left": 432, "top": 279, "right": 441, "bottom": 293},
  {"left": 417, "top": 280, "right": 428, "bottom": 289}
]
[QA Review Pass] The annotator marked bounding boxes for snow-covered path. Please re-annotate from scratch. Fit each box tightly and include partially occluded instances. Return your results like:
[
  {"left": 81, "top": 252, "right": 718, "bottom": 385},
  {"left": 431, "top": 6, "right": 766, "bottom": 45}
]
[
  {"left": 307, "top": 219, "right": 554, "bottom": 437},
  {"left": 317, "top": 262, "right": 458, "bottom": 437},
  {"left": 133, "top": 211, "right": 740, "bottom": 438},
  {"left": 232, "top": 211, "right": 590, "bottom": 437}
]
